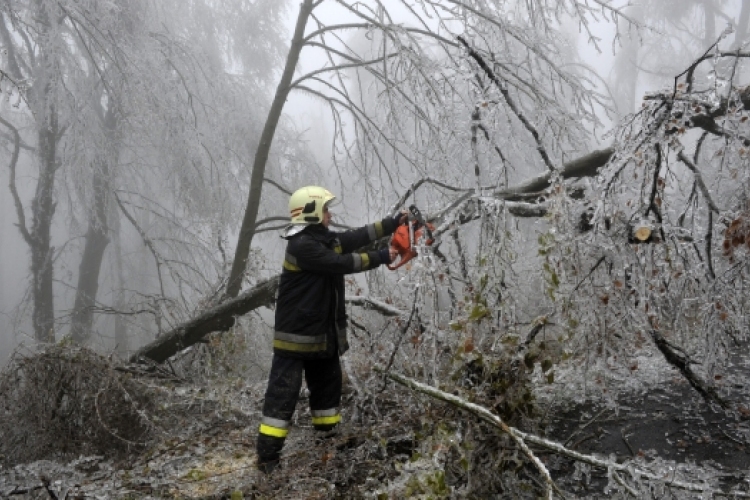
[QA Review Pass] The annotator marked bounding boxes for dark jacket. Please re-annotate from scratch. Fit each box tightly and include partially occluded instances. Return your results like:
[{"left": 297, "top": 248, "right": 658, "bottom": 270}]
[{"left": 273, "top": 218, "right": 398, "bottom": 359}]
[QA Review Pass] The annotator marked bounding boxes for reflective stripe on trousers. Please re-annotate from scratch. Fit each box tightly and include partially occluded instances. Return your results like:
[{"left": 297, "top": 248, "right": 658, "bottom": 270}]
[{"left": 257, "top": 354, "right": 343, "bottom": 459}]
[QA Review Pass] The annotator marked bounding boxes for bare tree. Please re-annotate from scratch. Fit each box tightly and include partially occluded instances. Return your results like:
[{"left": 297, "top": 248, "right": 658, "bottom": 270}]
[
  {"left": 1, "top": 2, "right": 66, "bottom": 343},
  {"left": 1, "top": 0, "right": 289, "bottom": 349},
  {"left": 224, "top": 0, "right": 614, "bottom": 297}
]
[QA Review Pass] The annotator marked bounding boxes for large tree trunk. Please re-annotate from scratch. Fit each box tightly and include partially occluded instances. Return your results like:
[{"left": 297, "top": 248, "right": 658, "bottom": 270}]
[
  {"left": 130, "top": 276, "right": 280, "bottom": 363},
  {"left": 30, "top": 104, "right": 58, "bottom": 344},
  {"left": 16, "top": 1, "right": 62, "bottom": 344},
  {"left": 224, "top": 0, "right": 314, "bottom": 298},
  {"left": 70, "top": 104, "right": 117, "bottom": 344},
  {"left": 113, "top": 225, "right": 129, "bottom": 357}
]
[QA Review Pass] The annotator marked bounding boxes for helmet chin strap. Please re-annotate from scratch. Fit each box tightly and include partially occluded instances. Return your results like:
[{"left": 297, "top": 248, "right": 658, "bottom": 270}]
[{"left": 281, "top": 224, "right": 309, "bottom": 238}]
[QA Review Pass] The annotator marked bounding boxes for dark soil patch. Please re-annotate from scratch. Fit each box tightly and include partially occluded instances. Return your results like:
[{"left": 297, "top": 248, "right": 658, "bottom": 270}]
[{"left": 541, "top": 354, "right": 750, "bottom": 497}]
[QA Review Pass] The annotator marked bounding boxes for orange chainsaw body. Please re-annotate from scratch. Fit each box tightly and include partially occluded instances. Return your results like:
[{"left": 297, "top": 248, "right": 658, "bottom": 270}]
[{"left": 388, "top": 221, "right": 435, "bottom": 270}]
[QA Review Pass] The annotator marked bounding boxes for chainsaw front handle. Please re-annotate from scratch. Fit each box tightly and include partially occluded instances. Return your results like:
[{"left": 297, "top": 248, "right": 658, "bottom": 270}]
[
  {"left": 386, "top": 206, "right": 435, "bottom": 271},
  {"left": 387, "top": 249, "right": 418, "bottom": 270}
]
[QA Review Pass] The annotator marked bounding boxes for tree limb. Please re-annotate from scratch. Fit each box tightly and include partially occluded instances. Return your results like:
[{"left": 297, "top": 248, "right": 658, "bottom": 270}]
[
  {"left": 493, "top": 147, "right": 615, "bottom": 198},
  {"left": 458, "top": 36, "right": 556, "bottom": 172},
  {"left": 649, "top": 330, "right": 728, "bottom": 409},
  {"left": 0, "top": 114, "right": 32, "bottom": 245},
  {"left": 129, "top": 276, "right": 280, "bottom": 363},
  {"left": 377, "top": 366, "right": 749, "bottom": 498},
  {"left": 676, "top": 149, "right": 720, "bottom": 213},
  {"left": 114, "top": 193, "right": 166, "bottom": 299},
  {"left": 346, "top": 295, "right": 406, "bottom": 317}
]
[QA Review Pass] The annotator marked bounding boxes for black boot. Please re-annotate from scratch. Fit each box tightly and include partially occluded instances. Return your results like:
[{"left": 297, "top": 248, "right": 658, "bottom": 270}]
[
  {"left": 313, "top": 423, "right": 339, "bottom": 444},
  {"left": 257, "top": 457, "right": 280, "bottom": 474},
  {"left": 257, "top": 434, "right": 284, "bottom": 474}
]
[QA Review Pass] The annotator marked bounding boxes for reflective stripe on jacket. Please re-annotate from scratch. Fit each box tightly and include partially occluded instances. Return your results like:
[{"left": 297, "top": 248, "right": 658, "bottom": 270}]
[{"left": 273, "top": 218, "right": 397, "bottom": 359}]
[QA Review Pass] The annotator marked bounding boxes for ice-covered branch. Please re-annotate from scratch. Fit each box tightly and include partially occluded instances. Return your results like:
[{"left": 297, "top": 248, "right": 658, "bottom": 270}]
[
  {"left": 346, "top": 295, "right": 406, "bottom": 317},
  {"left": 458, "top": 36, "right": 556, "bottom": 172},
  {"left": 377, "top": 367, "right": 750, "bottom": 498},
  {"left": 676, "top": 149, "right": 721, "bottom": 214}
]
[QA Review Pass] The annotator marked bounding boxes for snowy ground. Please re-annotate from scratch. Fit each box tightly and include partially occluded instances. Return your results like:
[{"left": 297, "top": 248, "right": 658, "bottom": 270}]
[
  {"left": 536, "top": 348, "right": 750, "bottom": 497},
  {"left": 1, "top": 349, "right": 749, "bottom": 499}
]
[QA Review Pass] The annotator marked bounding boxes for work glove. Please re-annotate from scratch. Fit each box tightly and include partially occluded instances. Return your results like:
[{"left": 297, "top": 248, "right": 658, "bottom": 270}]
[
  {"left": 378, "top": 247, "right": 392, "bottom": 265},
  {"left": 391, "top": 210, "right": 408, "bottom": 227}
]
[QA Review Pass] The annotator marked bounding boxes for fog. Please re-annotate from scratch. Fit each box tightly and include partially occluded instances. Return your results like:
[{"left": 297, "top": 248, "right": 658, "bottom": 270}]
[{"left": 1, "top": 0, "right": 748, "bottom": 367}]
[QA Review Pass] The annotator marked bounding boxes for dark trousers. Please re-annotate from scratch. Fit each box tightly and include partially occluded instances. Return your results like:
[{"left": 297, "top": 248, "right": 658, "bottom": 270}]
[{"left": 257, "top": 354, "right": 342, "bottom": 462}]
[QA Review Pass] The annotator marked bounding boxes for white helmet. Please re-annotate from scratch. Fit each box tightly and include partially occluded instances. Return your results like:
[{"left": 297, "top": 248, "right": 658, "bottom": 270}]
[{"left": 288, "top": 185, "right": 337, "bottom": 224}]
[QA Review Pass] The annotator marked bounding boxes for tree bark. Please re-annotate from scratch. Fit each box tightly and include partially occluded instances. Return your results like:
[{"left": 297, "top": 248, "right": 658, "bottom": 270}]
[
  {"left": 130, "top": 276, "right": 280, "bottom": 363},
  {"left": 30, "top": 103, "right": 58, "bottom": 344},
  {"left": 5, "top": 2, "right": 62, "bottom": 344},
  {"left": 70, "top": 104, "right": 117, "bottom": 344},
  {"left": 493, "top": 147, "right": 614, "bottom": 199},
  {"left": 224, "top": 0, "right": 314, "bottom": 298}
]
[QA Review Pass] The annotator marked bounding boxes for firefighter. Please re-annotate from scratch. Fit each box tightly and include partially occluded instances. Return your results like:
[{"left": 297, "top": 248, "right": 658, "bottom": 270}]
[{"left": 256, "top": 185, "right": 406, "bottom": 473}]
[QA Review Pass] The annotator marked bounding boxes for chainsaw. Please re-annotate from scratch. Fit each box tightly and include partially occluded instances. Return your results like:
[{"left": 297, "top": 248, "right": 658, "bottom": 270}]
[{"left": 387, "top": 205, "right": 436, "bottom": 270}]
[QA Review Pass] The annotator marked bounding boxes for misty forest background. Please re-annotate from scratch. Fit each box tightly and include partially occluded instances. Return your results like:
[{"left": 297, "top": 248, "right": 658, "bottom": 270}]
[{"left": 1, "top": 0, "right": 750, "bottom": 498}]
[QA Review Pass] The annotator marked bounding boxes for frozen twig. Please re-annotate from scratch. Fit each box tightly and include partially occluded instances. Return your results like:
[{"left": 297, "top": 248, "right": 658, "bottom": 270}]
[
  {"left": 676, "top": 149, "right": 720, "bottom": 214},
  {"left": 346, "top": 295, "right": 406, "bottom": 317},
  {"left": 458, "top": 36, "right": 555, "bottom": 172},
  {"left": 376, "top": 365, "right": 560, "bottom": 497},
  {"left": 376, "top": 366, "right": 750, "bottom": 498}
]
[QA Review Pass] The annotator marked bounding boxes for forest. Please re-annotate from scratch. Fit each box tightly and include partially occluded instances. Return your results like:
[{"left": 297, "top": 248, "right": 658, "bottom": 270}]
[{"left": 1, "top": 0, "right": 749, "bottom": 498}]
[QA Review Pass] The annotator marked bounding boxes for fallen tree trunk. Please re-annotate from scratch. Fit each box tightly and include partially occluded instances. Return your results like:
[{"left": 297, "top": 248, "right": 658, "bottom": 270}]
[
  {"left": 129, "top": 276, "right": 280, "bottom": 363},
  {"left": 494, "top": 147, "right": 615, "bottom": 200},
  {"left": 649, "top": 329, "right": 728, "bottom": 409},
  {"left": 130, "top": 148, "right": 615, "bottom": 365}
]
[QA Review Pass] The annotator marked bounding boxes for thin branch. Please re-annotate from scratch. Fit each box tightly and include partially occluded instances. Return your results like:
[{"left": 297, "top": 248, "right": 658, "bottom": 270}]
[
  {"left": 294, "top": 82, "right": 420, "bottom": 171},
  {"left": 391, "top": 177, "right": 470, "bottom": 214},
  {"left": 0, "top": 114, "right": 32, "bottom": 245},
  {"left": 331, "top": 1, "right": 459, "bottom": 48},
  {"left": 302, "top": 22, "right": 373, "bottom": 44},
  {"left": 458, "top": 36, "right": 555, "bottom": 172},
  {"left": 113, "top": 193, "right": 166, "bottom": 299},
  {"left": 263, "top": 177, "right": 292, "bottom": 195},
  {"left": 382, "top": 287, "right": 420, "bottom": 376},
  {"left": 288, "top": 52, "right": 399, "bottom": 90},
  {"left": 676, "top": 149, "right": 720, "bottom": 214},
  {"left": 346, "top": 295, "right": 407, "bottom": 317},
  {"left": 377, "top": 367, "right": 750, "bottom": 498}
]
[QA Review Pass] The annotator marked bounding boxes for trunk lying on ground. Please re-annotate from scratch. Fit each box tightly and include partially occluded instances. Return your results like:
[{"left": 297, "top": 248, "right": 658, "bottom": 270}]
[
  {"left": 131, "top": 148, "right": 616, "bottom": 364},
  {"left": 129, "top": 276, "right": 280, "bottom": 363}
]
